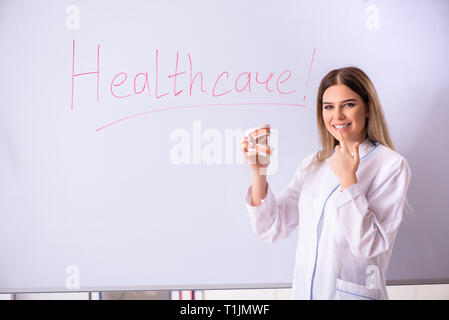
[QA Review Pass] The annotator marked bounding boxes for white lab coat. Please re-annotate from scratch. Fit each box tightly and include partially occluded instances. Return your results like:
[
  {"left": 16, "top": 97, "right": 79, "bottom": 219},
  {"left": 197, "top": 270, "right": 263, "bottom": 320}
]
[{"left": 245, "top": 138, "right": 411, "bottom": 300}]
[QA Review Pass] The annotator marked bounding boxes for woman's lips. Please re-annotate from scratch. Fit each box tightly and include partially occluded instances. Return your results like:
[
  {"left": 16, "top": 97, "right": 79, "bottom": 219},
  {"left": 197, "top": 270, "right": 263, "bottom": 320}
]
[{"left": 333, "top": 123, "right": 351, "bottom": 132}]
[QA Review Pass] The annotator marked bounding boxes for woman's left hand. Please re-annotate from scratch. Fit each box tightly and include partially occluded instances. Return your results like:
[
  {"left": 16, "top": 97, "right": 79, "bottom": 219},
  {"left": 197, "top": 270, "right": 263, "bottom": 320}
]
[{"left": 328, "top": 135, "right": 360, "bottom": 191}]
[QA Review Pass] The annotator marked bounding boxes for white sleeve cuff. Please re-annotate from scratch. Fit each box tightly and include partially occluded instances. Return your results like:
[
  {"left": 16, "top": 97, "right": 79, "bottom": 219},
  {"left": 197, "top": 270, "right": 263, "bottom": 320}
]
[
  {"left": 329, "top": 182, "right": 368, "bottom": 217},
  {"left": 245, "top": 183, "right": 274, "bottom": 211}
]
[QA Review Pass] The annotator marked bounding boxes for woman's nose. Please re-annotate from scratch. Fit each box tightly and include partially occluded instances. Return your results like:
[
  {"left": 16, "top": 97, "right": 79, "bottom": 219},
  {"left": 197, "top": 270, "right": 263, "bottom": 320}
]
[{"left": 335, "top": 107, "right": 346, "bottom": 119}]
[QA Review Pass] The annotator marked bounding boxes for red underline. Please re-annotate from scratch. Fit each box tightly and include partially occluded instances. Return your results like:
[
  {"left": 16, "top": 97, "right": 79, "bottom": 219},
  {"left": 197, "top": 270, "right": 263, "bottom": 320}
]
[{"left": 95, "top": 102, "right": 306, "bottom": 132}]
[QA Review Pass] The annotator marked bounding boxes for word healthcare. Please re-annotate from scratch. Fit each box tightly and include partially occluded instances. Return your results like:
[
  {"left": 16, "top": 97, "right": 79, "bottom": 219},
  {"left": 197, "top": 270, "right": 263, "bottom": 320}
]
[{"left": 70, "top": 40, "right": 298, "bottom": 110}]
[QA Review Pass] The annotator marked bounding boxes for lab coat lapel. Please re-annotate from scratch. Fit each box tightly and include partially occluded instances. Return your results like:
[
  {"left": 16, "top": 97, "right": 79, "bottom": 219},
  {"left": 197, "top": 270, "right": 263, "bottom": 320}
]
[
  {"left": 358, "top": 138, "right": 376, "bottom": 160},
  {"left": 324, "top": 155, "right": 340, "bottom": 191}
]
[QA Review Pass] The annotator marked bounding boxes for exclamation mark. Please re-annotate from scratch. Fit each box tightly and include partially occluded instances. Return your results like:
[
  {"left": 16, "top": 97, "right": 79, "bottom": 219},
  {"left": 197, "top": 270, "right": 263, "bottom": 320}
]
[{"left": 303, "top": 48, "right": 316, "bottom": 104}]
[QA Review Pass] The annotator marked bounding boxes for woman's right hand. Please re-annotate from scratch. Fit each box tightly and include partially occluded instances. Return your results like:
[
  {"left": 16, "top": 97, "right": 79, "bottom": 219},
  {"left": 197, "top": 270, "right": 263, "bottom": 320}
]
[{"left": 240, "top": 136, "right": 271, "bottom": 176}]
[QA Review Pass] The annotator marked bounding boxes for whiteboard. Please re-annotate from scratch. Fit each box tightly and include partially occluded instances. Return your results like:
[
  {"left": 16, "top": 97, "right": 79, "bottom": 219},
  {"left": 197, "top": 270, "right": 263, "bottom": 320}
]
[{"left": 0, "top": 0, "right": 448, "bottom": 293}]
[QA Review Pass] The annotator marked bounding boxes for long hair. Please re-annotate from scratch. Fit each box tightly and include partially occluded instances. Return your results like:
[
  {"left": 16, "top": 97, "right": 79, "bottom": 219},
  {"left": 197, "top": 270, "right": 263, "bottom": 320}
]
[
  {"left": 311, "top": 66, "right": 412, "bottom": 213},
  {"left": 315, "top": 66, "right": 395, "bottom": 162}
]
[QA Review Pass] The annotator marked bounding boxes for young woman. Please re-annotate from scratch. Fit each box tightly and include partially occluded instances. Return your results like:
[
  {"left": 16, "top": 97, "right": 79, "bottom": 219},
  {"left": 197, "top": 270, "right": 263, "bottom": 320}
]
[{"left": 240, "top": 67, "right": 411, "bottom": 300}]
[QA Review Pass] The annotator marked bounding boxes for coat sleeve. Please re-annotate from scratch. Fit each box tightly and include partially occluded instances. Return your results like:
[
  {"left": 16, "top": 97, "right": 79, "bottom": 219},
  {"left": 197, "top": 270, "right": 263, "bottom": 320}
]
[
  {"left": 244, "top": 160, "right": 305, "bottom": 243},
  {"left": 329, "top": 157, "right": 412, "bottom": 259}
]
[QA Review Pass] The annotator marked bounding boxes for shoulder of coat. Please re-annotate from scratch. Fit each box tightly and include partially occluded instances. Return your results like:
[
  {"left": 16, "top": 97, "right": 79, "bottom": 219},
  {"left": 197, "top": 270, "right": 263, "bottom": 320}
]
[{"left": 372, "top": 143, "right": 408, "bottom": 169}]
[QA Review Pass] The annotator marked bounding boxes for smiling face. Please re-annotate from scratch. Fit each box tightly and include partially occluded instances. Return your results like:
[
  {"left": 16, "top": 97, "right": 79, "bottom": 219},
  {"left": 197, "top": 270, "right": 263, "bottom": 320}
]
[{"left": 322, "top": 84, "right": 369, "bottom": 146}]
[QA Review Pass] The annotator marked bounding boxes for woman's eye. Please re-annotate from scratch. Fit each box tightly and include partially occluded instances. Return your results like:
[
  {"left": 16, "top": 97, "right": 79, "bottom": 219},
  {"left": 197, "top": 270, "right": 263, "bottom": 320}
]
[{"left": 323, "top": 103, "right": 354, "bottom": 110}]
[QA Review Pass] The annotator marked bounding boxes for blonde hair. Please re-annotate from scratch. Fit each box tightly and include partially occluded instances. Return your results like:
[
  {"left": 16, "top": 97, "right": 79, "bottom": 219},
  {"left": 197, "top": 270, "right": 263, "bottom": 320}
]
[{"left": 315, "top": 66, "right": 395, "bottom": 161}]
